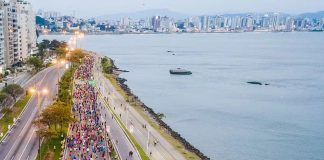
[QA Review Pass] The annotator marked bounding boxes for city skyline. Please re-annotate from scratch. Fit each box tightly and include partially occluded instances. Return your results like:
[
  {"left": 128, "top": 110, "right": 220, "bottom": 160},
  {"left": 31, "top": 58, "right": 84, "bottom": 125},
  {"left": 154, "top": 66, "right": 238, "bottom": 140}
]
[
  {"left": 36, "top": 10, "right": 324, "bottom": 34},
  {"left": 28, "top": 0, "right": 324, "bottom": 18}
]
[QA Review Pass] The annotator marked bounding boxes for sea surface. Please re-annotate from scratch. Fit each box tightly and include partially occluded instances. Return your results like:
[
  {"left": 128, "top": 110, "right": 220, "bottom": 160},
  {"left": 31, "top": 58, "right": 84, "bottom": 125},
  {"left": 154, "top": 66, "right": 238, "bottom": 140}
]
[{"left": 41, "top": 32, "right": 324, "bottom": 160}]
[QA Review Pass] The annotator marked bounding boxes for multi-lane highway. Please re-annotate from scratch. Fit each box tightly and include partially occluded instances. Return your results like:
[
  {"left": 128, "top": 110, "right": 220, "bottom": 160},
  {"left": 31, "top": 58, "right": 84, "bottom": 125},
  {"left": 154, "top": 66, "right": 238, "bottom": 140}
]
[{"left": 0, "top": 64, "right": 65, "bottom": 160}]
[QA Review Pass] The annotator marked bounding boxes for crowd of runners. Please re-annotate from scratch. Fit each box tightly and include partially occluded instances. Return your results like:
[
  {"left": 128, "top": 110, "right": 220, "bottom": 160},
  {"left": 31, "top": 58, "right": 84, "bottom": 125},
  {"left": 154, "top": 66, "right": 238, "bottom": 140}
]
[{"left": 65, "top": 56, "right": 112, "bottom": 160}]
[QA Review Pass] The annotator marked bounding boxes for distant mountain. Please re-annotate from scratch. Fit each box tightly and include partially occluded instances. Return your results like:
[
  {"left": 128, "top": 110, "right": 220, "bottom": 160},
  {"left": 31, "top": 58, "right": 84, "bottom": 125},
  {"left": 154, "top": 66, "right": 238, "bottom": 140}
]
[
  {"left": 298, "top": 11, "right": 324, "bottom": 19},
  {"left": 97, "top": 8, "right": 188, "bottom": 21}
]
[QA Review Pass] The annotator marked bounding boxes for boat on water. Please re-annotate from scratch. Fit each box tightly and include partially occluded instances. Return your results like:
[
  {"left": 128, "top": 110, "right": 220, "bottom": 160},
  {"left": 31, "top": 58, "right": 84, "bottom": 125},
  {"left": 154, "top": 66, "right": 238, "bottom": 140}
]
[{"left": 169, "top": 68, "right": 192, "bottom": 75}]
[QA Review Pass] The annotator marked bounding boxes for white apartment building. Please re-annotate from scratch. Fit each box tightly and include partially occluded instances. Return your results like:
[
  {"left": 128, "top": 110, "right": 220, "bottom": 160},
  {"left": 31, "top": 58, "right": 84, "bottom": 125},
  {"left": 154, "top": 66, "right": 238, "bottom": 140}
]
[
  {"left": 0, "top": 4, "right": 5, "bottom": 73},
  {"left": 1, "top": 1, "right": 18, "bottom": 69},
  {"left": 0, "top": 0, "right": 36, "bottom": 73},
  {"left": 16, "top": 0, "right": 37, "bottom": 59}
]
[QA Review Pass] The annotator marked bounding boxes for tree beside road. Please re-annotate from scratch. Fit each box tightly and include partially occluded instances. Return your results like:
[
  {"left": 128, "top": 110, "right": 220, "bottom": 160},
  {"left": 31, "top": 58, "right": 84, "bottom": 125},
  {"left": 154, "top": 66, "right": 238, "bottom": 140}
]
[
  {"left": 27, "top": 56, "right": 44, "bottom": 72},
  {"left": 0, "top": 93, "right": 13, "bottom": 108},
  {"left": 33, "top": 101, "right": 75, "bottom": 132},
  {"left": 2, "top": 84, "right": 24, "bottom": 102}
]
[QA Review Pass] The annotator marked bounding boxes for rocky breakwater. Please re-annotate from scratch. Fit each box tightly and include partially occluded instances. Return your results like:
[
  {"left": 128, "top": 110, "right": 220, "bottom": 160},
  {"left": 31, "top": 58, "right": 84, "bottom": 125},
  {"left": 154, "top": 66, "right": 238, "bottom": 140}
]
[{"left": 110, "top": 59, "right": 210, "bottom": 160}]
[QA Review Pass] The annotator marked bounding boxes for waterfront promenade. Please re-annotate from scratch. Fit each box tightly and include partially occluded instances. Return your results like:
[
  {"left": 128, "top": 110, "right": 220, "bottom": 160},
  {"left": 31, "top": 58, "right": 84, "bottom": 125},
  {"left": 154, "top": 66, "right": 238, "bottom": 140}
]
[{"left": 92, "top": 54, "right": 186, "bottom": 160}]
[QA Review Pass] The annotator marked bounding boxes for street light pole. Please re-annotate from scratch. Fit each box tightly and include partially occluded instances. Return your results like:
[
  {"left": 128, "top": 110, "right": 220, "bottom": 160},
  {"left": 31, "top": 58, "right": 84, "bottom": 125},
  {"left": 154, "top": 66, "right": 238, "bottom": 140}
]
[
  {"left": 29, "top": 87, "right": 48, "bottom": 160},
  {"left": 147, "top": 126, "right": 150, "bottom": 153},
  {"left": 126, "top": 107, "right": 129, "bottom": 127},
  {"left": 37, "top": 91, "right": 40, "bottom": 160}
]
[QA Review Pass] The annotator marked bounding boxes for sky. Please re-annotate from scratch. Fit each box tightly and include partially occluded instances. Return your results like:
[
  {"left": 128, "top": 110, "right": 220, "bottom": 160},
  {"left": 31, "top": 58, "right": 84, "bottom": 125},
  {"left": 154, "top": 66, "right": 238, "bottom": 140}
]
[{"left": 28, "top": 0, "right": 324, "bottom": 18}]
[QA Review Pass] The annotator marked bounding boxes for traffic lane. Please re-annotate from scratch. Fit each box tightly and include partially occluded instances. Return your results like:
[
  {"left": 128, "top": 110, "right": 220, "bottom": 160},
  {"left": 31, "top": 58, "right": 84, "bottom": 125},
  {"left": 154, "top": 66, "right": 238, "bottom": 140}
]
[
  {"left": 108, "top": 85, "right": 180, "bottom": 160},
  {"left": 1, "top": 94, "right": 38, "bottom": 160},
  {"left": 13, "top": 66, "right": 64, "bottom": 160},
  {"left": 11, "top": 115, "right": 38, "bottom": 160},
  {"left": 94, "top": 59, "right": 179, "bottom": 159},
  {"left": 99, "top": 99, "right": 140, "bottom": 160},
  {"left": 23, "top": 67, "right": 53, "bottom": 89},
  {"left": 4, "top": 76, "right": 51, "bottom": 160},
  {"left": 106, "top": 94, "right": 171, "bottom": 160},
  {"left": 98, "top": 72, "right": 182, "bottom": 160},
  {"left": 94, "top": 68, "right": 139, "bottom": 159},
  {"left": 0, "top": 66, "right": 62, "bottom": 160},
  {"left": 11, "top": 69, "right": 59, "bottom": 159}
]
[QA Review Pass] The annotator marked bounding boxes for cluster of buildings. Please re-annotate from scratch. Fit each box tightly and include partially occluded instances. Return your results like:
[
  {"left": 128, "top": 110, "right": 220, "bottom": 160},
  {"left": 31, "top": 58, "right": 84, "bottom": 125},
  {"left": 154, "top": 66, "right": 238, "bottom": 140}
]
[
  {"left": 0, "top": 0, "right": 37, "bottom": 74},
  {"left": 36, "top": 11, "right": 324, "bottom": 34}
]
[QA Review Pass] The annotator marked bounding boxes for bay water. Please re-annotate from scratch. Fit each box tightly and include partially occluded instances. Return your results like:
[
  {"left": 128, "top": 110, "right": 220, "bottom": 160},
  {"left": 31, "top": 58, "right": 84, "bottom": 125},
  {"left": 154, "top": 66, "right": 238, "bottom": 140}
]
[{"left": 42, "top": 32, "right": 324, "bottom": 160}]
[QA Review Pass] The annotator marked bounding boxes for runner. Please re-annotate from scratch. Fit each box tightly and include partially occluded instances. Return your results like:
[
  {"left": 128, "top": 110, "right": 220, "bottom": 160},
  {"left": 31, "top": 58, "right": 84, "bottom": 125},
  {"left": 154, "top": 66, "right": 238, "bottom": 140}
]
[{"left": 65, "top": 56, "right": 111, "bottom": 160}]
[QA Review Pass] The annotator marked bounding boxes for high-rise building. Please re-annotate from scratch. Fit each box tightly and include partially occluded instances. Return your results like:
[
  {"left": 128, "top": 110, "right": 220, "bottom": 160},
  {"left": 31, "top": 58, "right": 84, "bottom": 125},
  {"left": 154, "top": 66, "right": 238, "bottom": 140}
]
[
  {"left": 270, "top": 13, "right": 280, "bottom": 31},
  {"left": 285, "top": 17, "right": 294, "bottom": 31},
  {"left": 246, "top": 15, "right": 254, "bottom": 31},
  {"left": 151, "top": 16, "right": 161, "bottom": 31},
  {"left": 200, "top": 16, "right": 209, "bottom": 31},
  {"left": 0, "top": 0, "right": 37, "bottom": 73},
  {"left": 43, "top": 11, "right": 61, "bottom": 19},
  {"left": 16, "top": 0, "right": 37, "bottom": 60},
  {"left": 1, "top": 0, "right": 18, "bottom": 68},
  {"left": 261, "top": 14, "right": 270, "bottom": 28},
  {"left": 0, "top": 2, "right": 5, "bottom": 73}
]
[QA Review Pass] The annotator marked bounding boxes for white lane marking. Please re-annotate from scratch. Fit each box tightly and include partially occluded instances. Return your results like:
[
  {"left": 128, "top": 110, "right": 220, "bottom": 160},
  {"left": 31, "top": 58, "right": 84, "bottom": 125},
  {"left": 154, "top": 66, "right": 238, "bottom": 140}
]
[
  {"left": 4, "top": 108, "right": 37, "bottom": 160},
  {"left": 19, "top": 104, "right": 37, "bottom": 137},
  {"left": 22, "top": 66, "right": 51, "bottom": 88},
  {"left": 17, "top": 129, "right": 35, "bottom": 160},
  {"left": 4, "top": 68, "right": 53, "bottom": 160}
]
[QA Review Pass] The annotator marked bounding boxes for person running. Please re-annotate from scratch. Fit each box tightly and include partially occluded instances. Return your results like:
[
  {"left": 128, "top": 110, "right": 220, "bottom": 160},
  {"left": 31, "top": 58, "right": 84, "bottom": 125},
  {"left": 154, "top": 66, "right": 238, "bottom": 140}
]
[
  {"left": 129, "top": 151, "right": 133, "bottom": 157},
  {"left": 65, "top": 56, "right": 111, "bottom": 160}
]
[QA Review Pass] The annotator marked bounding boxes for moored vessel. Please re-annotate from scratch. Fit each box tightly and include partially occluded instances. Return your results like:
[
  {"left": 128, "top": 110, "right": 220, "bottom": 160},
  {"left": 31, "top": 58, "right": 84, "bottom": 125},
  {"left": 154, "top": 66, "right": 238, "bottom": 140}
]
[{"left": 169, "top": 68, "right": 192, "bottom": 75}]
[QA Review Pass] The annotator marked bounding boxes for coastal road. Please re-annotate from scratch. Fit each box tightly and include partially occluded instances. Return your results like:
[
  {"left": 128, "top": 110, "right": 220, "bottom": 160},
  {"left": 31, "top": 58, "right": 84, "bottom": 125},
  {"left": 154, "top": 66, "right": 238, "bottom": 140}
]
[
  {"left": 0, "top": 64, "right": 65, "bottom": 160},
  {"left": 98, "top": 94, "right": 141, "bottom": 160},
  {"left": 92, "top": 54, "right": 185, "bottom": 160}
]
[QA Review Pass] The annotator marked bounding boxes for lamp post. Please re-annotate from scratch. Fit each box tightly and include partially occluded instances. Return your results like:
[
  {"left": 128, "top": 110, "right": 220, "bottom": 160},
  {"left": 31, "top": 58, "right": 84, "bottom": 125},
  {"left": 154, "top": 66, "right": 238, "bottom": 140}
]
[
  {"left": 29, "top": 87, "right": 48, "bottom": 115},
  {"left": 125, "top": 106, "right": 129, "bottom": 127},
  {"left": 29, "top": 87, "right": 48, "bottom": 160},
  {"left": 147, "top": 126, "right": 150, "bottom": 154}
]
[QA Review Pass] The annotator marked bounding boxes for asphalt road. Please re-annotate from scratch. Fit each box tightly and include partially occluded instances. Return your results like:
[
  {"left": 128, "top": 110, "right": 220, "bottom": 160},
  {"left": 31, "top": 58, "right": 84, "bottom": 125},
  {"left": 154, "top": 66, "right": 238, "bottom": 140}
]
[
  {"left": 98, "top": 93, "right": 140, "bottom": 160},
  {"left": 92, "top": 55, "right": 185, "bottom": 160},
  {"left": 0, "top": 64, "right": 65, "bottom": 160}
]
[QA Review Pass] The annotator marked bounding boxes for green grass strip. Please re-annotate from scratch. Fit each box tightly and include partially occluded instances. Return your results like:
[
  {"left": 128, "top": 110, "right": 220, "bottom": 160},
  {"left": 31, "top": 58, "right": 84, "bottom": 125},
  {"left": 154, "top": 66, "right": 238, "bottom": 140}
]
[
  {"left": 0, "top": 94, "right": 32, "bottom": 141},
  {"left": 98, "top": 92, "right": 149, "bottom": 160},
  {"left": 37, "top": 125, "right": 68, "bottom": 160}
]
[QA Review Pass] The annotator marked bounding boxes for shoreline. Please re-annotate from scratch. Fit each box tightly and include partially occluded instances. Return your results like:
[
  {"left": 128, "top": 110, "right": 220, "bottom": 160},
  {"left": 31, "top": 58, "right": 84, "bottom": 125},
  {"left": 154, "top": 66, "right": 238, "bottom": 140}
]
[
  {"left": 40, "top": 30, "right": 323, "bottom": 36},
  {"left": 107, "top": 57, "right": 210, "bottom": 160}
]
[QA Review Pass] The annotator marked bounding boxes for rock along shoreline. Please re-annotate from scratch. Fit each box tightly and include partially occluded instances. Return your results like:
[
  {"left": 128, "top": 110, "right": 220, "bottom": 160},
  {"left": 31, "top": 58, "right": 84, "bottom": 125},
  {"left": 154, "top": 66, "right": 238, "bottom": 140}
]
[{"left": 109, "top": 58, "right": 210, "bottom": 160}]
